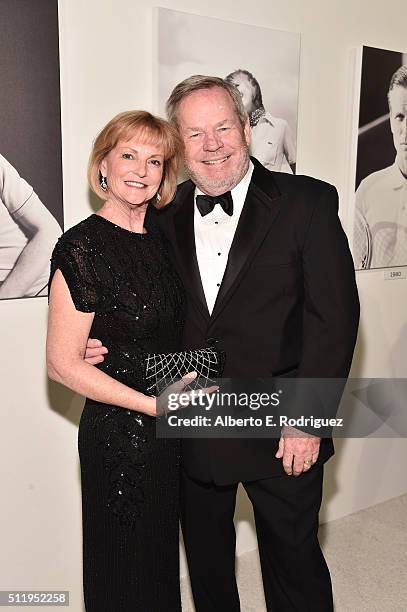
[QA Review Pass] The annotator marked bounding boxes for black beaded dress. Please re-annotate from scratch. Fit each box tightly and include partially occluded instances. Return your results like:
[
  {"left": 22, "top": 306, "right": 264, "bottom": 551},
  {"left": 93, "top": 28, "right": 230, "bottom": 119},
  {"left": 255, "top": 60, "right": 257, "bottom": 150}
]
[{"left": 49, "top": 213, "right": 185, "bottom": 612}]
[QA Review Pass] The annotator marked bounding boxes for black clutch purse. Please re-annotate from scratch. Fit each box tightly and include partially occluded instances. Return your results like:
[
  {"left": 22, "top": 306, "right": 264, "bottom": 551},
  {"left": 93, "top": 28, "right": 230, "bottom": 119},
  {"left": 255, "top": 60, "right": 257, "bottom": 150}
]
[{"left": 144, "top": 345, "right": 225, "bottom": 395}]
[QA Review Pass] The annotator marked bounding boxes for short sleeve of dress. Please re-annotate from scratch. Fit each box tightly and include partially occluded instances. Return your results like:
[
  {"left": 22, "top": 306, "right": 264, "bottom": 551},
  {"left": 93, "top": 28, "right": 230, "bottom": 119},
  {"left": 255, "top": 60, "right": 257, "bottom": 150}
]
[{"left": 49, "top": 235, "right": 102, "bottom": 312}]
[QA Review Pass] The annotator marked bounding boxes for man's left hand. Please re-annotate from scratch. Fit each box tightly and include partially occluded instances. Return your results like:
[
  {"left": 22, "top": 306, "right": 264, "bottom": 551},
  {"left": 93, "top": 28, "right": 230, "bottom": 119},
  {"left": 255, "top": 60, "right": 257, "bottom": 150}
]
[
  {"left": 84, "top": 338, "right": 108, "bottom": 365},
  {"left": 275, "top": 425, "right": 320, "bottom": 476}
]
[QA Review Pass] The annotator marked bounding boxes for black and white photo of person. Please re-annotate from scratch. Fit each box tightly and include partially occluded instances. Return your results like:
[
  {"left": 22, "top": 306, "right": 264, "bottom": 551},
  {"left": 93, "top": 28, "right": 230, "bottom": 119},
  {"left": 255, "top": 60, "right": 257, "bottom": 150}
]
[
  {"left": 0, "top": 0, "right": 63, "bottom": 299},
  {"left": 0, "top": 154, "right": 61, "bottom": 300},
  {"left": 226, "top": 69, "right": 296, "bottom": 174},
  {"left": 156, "top": 8, "right": 300, "bottom": 178},
  {"left": 352, "top": 48, "right": 407, "bottom": 270}
]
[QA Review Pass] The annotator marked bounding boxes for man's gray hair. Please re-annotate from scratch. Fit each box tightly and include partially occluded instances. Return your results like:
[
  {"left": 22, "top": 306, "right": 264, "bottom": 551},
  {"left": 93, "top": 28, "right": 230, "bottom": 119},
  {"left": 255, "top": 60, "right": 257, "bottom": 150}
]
[
  {"left": 388, "top": 65, "right": 407, "bottom": 108},
  {"left": 166, "top": 75, "right": 248, "bottom": 128}
]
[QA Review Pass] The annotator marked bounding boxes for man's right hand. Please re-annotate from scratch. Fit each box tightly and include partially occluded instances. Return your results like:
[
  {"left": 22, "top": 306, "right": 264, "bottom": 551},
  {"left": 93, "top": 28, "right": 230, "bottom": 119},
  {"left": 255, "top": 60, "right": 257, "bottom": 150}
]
[{"left": 84, "top": 338, "right": 108, "bottom": 365}]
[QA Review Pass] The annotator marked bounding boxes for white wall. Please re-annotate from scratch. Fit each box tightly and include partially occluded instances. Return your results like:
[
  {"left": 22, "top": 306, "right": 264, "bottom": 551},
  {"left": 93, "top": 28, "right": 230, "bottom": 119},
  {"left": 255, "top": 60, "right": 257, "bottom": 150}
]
[{"left": 1, "top": 0, "right": 407, "bottom": 607}]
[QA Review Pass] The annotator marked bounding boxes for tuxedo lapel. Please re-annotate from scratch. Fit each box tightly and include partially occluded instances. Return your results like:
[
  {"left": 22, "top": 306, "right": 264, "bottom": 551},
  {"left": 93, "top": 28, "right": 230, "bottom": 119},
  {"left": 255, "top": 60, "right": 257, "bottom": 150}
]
[
  {"left": 172, "top": 183, "right": 210, "bottom": 319},
  {"left": 211, "top": 161, "right": 282, "bottom": 322}
]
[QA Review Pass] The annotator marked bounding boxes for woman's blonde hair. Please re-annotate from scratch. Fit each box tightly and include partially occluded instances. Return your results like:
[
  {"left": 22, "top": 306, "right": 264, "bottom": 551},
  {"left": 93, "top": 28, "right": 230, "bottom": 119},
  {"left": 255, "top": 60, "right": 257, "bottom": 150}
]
[{"left": 88, "top": 110, "right": 182, "bottom": 207}]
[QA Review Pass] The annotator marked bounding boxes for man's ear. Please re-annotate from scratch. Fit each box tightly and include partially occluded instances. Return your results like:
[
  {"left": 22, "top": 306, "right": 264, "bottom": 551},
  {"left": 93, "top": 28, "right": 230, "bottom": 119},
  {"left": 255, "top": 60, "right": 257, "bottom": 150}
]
[{"left": 243, "top": 118, "right": 250, "bottom": 146}]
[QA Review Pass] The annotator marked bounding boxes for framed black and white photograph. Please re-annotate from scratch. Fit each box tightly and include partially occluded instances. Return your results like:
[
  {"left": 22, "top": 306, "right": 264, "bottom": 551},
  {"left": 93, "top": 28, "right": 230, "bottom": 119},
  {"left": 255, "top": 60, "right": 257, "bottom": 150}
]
[
  {"left": 154, "top": 8, "right": 300, "bottom": 176},
  {"left": 349, "top": 45, "right": 407, "bottom": 271},
  {"left": 0, "top": 0, "right": 63, "bottom": 300}
]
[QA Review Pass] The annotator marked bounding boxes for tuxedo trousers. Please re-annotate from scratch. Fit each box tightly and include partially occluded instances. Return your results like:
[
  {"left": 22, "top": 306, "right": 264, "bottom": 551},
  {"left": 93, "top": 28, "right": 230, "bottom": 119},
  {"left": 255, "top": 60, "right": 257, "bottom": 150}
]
[{"left": 180, "top": 466, "right": 333, "bottom": 612}]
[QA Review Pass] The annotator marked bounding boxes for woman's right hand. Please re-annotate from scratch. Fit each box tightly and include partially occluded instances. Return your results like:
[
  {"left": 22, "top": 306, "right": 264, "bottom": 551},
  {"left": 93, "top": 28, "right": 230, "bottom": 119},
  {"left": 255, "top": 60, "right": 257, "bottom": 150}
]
[
  {"left": 139, "top": 372, "right": 198, "bottom": 417},
  {"left": 155, "top": 372, "right": 218, "bottom": 417}
]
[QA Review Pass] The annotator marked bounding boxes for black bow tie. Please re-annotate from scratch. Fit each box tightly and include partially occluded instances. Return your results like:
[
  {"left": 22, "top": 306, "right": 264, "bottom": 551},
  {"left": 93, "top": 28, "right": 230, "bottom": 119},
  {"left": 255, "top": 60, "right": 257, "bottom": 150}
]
[{"left": 196, "top": 192, "right": 233, "bottom": 217}]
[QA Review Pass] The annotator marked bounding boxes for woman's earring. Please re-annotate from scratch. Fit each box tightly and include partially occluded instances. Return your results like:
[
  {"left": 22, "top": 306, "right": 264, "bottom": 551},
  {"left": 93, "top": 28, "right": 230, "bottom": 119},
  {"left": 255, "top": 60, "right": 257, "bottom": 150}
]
[
  {"left": 156, "top": 192, "right": 161, "bottom": 203},
  {"left": 100, "top": 175, "right": 108, "bottom": 191}
]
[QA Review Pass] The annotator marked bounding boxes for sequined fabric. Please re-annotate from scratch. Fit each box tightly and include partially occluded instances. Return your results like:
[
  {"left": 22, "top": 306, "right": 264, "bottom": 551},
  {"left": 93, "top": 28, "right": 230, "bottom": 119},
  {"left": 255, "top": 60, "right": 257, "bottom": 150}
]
[
  {"left": 50, "top": 213, "right": 185, "bottom": 390},
  {"left": 49, "top": 213, "right": 184, "bottom": 611},
  {"left": 90, "top": 406, "right": 148, "bottom": 527}
]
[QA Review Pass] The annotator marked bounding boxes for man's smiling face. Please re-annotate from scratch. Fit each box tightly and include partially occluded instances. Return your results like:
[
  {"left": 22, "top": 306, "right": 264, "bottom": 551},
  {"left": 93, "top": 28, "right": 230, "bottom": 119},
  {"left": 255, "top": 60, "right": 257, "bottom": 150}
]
[{"left": 177, "top": 86, "right": 250, "bottom": 196}]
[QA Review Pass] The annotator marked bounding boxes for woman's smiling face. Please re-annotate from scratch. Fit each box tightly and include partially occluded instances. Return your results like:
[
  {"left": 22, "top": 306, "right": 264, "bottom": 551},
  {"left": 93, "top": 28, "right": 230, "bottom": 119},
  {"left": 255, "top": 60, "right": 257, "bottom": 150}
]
[{"left": 100, "top": 135, "right": 164, "bottom": 207}]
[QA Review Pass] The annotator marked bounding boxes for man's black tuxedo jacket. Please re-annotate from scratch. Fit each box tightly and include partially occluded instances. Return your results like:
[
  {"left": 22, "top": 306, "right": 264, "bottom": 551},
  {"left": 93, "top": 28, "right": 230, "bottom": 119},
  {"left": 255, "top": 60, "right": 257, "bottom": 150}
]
[{"left": 156, "top": 158, "right": 359, "bottom": 485}]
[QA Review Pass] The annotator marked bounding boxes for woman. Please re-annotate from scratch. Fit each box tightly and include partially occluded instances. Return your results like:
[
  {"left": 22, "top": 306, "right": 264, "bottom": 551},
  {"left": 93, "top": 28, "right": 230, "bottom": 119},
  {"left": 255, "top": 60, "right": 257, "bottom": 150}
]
[{"left": 47, "top": 111, "right": 186, "bottom": 611}]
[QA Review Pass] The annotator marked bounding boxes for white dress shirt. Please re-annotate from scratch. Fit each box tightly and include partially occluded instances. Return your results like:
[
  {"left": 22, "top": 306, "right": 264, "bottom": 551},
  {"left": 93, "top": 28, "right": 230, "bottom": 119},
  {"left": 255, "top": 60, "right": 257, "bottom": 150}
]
[{"left": 194, "top": 161, "right": 254, "bottom": 313}]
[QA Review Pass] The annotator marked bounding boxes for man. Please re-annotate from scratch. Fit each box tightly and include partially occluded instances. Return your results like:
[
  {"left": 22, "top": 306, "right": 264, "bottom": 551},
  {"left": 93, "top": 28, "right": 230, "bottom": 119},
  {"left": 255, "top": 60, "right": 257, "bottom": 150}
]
[
  {"left": 86, "top": 76, "right": 359, "bottom": 611},
  {"left": 353, "top": 65, "right": 407, "bottom": 269},
  {"left": 0, "top": 153, "right": 61, "bottom": 299},
  {"left": 226, "top": 69, "right": 296, "bottom": 174}
]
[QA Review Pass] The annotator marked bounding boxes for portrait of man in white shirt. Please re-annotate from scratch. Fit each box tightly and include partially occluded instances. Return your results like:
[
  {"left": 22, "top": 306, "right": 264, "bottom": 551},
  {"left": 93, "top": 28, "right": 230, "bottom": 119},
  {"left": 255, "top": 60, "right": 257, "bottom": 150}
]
[
  {"left": 353, "top": 65, "right": 407, "bottom": 270},
  {"left": 226, "top": 69, "right": 296, "bottom": 174}
]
